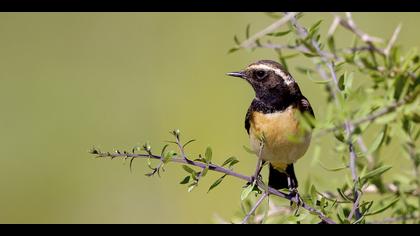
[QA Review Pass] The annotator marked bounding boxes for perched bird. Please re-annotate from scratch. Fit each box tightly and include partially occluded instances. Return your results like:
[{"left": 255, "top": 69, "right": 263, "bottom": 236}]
[{"left": 227, "top": 60, "right": 314, "bottom": 190}]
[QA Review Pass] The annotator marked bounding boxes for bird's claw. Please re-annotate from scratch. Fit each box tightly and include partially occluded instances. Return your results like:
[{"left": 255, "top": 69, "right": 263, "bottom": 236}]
[{"left": 288, "top": 188, "right": 303, "bottom": 207}]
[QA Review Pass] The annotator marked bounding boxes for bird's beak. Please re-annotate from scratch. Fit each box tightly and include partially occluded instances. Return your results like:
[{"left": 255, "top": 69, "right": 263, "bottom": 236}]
[{"left": 226, "top": 71, "right": 245, "bottom": 78}]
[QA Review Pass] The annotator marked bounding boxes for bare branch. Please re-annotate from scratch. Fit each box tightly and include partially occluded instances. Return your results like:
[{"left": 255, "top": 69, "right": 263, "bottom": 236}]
[
  {"left": 90, "top": 147, "right": 336, "bottom": 224},
  {"left": 315, "top": 89, "right": 419, "bottom": 137},
  {"left": 346, "top": 123, "right": 362, "bottom": 221},
  {"left": 327, "top": 16, "right": 340, "bottom": 37},
  {"left": 288, "top": 13, "right": 365, "bottom": 222},
  {"left": 333, "top": 12, "right": 385, "bottom": 56},
  {"left": 241, "top": 192, "right": 269, "bottom": 224},
  {"left": 240, "top": 12, "right": 297, "bottom": 48},
  {"left": 384, "top": 24, "right": 402, "bottom": 57}
]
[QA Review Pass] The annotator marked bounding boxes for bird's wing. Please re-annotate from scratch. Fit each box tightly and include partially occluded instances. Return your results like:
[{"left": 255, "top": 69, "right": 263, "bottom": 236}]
[
  {"left": 245, "top": 106, "right": 252, "bottom": 135},
  {"left": 298, "top": 96, "right": 315, "bottom": 118}
]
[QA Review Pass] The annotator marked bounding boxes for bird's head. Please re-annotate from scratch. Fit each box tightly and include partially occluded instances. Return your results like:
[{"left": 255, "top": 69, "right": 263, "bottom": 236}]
[{"left": 227, "top": 60, "right": 301, "bottom": 104}]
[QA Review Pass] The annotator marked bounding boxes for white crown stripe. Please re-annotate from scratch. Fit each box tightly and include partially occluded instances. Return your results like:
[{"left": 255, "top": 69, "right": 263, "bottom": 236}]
[{"left": 247, "top": 64, "right": 294, "bottom": 85}]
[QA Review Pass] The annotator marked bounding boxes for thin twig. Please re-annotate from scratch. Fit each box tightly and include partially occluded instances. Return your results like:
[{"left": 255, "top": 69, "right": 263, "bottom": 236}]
[
  {"left": 288, "top": 13, "right": 364, "bottom": 221},
  {"left": 90, "top": 149, "right": 336, "bottom": 224},
  {"left": 327, "top": 16, "right": 340, "bottom": 37},
  {"left": 384, "top": 24, "right": 402, "bottom": 57},
  {"left": 346, "top": 122, "right": 362, "bottom": 220},
  {"left": 333, "top": 12, "right": 385, "bottom": 56},
  {"left": 174, "top": 132, "right": 190, "bottom": 162},
  {"left": 240, "top": 12, "right": 297, "bottom": 48},
  {"left": 241, "top": 192, "right": 269, "bottom": 224},
  {"left": 315, "top": 90, "right": 419, "bottom": 137}
]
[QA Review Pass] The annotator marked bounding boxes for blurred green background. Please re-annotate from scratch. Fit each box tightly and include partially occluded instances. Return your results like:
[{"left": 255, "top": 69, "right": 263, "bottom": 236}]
[{"left": 0, "top": 13, "right": 418, "bottom": 223}]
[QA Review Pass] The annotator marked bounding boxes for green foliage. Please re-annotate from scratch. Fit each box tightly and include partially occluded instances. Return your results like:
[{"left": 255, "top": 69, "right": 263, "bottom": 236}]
[
  {"left": 91, "top": 13, "right": 419, "bottom": 224},
  {"left": 226, "top": 12, "right": 420, "bottom": 224}
]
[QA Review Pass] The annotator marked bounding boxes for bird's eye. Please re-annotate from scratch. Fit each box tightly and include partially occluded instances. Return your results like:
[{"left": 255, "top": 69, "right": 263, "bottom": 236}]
[{"left": 255, "top": 70, "right": 266, "bottom": 79}]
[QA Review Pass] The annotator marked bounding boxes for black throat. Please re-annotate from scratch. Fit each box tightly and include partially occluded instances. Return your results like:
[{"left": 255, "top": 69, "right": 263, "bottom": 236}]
[{"left": 253, "top": 85, "right": 301, "bottom": 114}]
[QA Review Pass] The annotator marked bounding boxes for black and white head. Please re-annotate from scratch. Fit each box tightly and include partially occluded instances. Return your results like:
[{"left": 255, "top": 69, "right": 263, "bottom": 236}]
[{"left": 227, "top": 60, "right": 302, "bottom": 106}]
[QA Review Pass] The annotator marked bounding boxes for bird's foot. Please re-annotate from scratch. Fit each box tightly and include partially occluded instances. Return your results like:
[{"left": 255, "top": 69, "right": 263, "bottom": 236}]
[
  {"left": 288, "top": 188, "right": 303, "bottom": 207},
  {"left": 247, "top": 174, "right": 263, "bottom": 187}
]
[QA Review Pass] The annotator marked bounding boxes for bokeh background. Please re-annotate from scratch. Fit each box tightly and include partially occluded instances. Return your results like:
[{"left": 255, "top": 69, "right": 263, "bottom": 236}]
[{"left": 0, "top": 13, "right": 418, "bottom": 223}]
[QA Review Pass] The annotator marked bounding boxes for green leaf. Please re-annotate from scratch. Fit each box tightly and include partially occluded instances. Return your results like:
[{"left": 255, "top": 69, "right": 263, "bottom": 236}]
[
  {"left": 187, "top": 183, "right": 197, "bottom": 192},
  {"left": 360, "top": 165, "right": 392, "bottom": 182},
  {"left": 334, "top": 130, "right": 346, "bottom": 143},
  {"left": 205, "top": 146, "right": 212, "bottom": 163},
  {"left": 394, "top": 76, "right": 409, "bottom": 100},
  {"left": 182, "top": 165, "right": 195, "bottom": 174},
  {"left": 160, "top": 144, "right": 169, "bottom": 157},
  {"left": 207, "top": 174, "right": 227, "bottom": 193},
  {"left": 310, "top": 185, "right": 318, "bottom": 206},
  {"left": 241, "top": 183, "right": 255, "bottom": 201},
  {"left": 200, "top": 167, "right": 209, "bottom": 178},
  {"left": 228, "top": 159, "right": 239, "bottom": 168},
  {"left": 222, "top": 156, "right": 239, "bottom": 167},
  {"left": 245, "top": 24, "right": 251, "bottom": 39},
  {"left": 365, "top": 197, "right": 399, "bottom": 216},
  {"left": 327, "top": 36, "right": 336, "bottom": 54},
  {"left": 182, "top": 139, "right": 196, "bottom": 148},
  {"left": 344, "top": 72, "right": 354, "bottom": 95},
  {"left": 338, "top": 74, "right": 345, "bottom": 91},
  {"left": 319, "top": 162, "right": 348, "bottom": 172},
  {"left": 267, "top": 29, "right": 292, "bottom": 37},
  {"left": 164, "top": 150, "right": 177, "bottom": 162},
  {"left": 368, "top": 130, "right": 385, "bottom": 154},
  {"left": 337, "top": 205, "right": 350, "bottom": 224},
  {"left": 375, "top": 112, "right": 398, "bottom": 124},
  {"left": 309, "top": 20, "right": 323, "bottom": 36},
  {"left": 179, "top": 176, "right": 190, "bottom": 184},
  {"left": 228, "top": 47, "right": 240, "bottom": 54},
  {"left": 233, "top": 35, "right": 240, "bottom": 45},
  {"left": 281, "top": 53, "right": 300, "bottom": 59},
  {"left": 307, "top": 70, "right": 332, "bottom": 84},
  {"left": 337, "top": 188, "right": 353, "bottom": 202},
  {"left": 243, "top": 145, "right": 255, "bottom": 154}
]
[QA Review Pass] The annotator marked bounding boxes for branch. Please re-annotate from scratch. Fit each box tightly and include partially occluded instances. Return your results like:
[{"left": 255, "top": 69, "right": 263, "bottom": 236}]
[
  {"left": 346, "top": 123, "right": 362, "bottom": 220},
  {"left": 334, "top": 12, "right": 385, "bottom": 56},
  {"left": 384, "top": 24, "right": 402, "bottom": 57},
  {"left": 241, "top": 192, "right": 269, "bottom": 224},
  {"left": 90, "top": 148, "right": 336, "bottom": 224},
  {"left": 351, "top": 90, "right": 419, "bottom": 127},
  {"left": 315, "top": 90, "right": 419, "bottom": 137},
  {"left": 240, "top": 12, "right": 297, "bottom": 48},
  {"left": 288, "top": 13, "right": 364, "bottom": 222}
]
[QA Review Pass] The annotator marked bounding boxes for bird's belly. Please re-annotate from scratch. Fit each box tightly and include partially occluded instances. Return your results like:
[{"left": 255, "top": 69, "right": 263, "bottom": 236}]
[{"left": 249, "top": 107, "right": 311, "bottom": 166}]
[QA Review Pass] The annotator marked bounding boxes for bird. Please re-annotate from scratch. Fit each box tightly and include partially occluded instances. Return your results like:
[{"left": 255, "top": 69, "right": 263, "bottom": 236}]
[{"left": 227, "top": 60, "right": 314, "bottom": 191}]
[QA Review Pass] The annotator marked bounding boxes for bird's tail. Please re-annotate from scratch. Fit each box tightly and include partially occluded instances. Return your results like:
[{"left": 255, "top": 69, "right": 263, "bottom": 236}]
[{"left": 268, "top": 163, "right": 298, "bottom": 190}]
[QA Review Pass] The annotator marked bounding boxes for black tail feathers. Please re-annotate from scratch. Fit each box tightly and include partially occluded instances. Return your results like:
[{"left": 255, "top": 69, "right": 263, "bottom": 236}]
[{"left": 268, "top": 163, "right": 298, "bottom": 190}]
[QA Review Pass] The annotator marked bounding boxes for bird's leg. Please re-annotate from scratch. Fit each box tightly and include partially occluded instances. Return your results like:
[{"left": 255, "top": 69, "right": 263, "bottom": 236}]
[
  {"left": 249, "top": 142, "right": 265, "bottom": 185},
  {"left": 250, "top": 158, "right": 263, "bottom": 185},
  {"left": 287, "top": 176, "right": 302, "bottom": 206}
]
